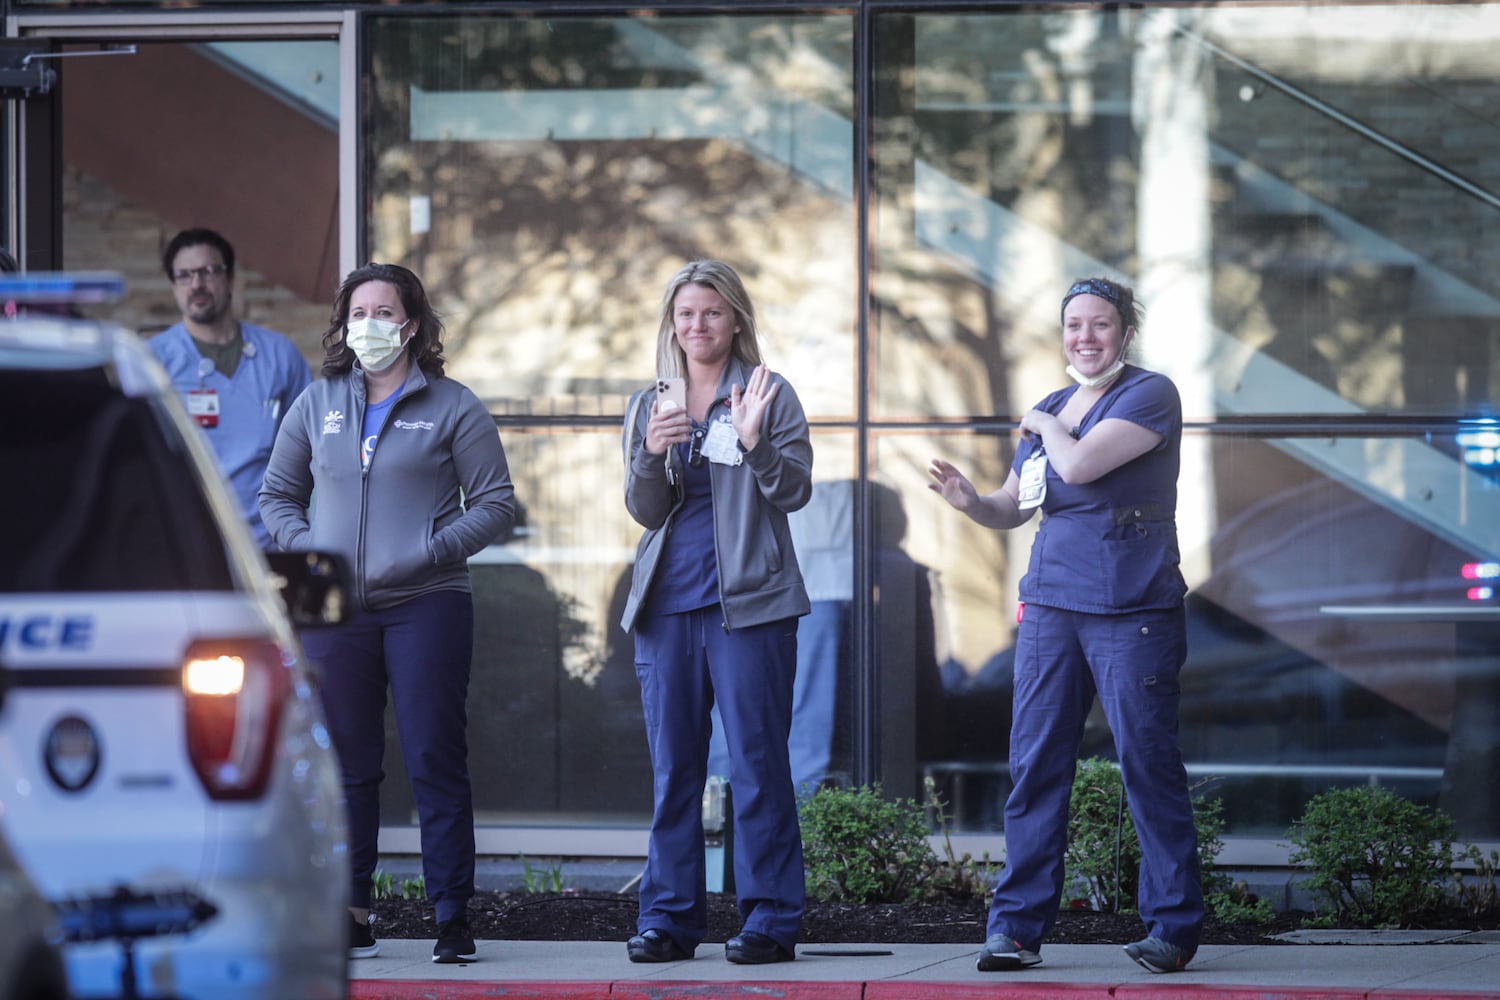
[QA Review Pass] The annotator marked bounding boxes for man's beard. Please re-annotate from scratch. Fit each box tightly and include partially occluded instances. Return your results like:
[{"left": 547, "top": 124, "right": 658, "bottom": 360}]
[{"left": 187, "top": 293, "right": 230, "bottom": 326}]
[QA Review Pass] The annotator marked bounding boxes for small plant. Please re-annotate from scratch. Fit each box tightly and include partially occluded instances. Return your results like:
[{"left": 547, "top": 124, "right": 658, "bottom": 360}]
[
  {"left": 1453, "top": 846, "right": 1499, "bottom": 918},
  {"left": 1206, "top": 877, "right": 1275, "bottom": 925},
  {"left": 1286, "top": 785, "right": 1457, "bottom": 928},
  {"left": 520, "top": 855, "right": 569, "bottom": 894},
  {"left": 923, "top": 776, "right": 1000, "bottom": 902},
  {"left": 799, "top": 783, "right": 942, "bottom": 903},
  {"left": 371, "top": 869, "right": 426, "bottom": 901}
]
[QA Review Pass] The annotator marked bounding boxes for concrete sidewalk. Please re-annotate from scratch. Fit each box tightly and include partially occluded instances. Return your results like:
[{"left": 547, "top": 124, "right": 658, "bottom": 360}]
[{"left": 349, "top": 933, "right": 1500, "bottom": 1000}]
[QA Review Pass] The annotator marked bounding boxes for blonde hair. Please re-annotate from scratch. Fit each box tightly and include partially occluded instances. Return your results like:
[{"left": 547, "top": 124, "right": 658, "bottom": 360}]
[{"left": 654, "top": 260, "right": 764, "bottom": 377}]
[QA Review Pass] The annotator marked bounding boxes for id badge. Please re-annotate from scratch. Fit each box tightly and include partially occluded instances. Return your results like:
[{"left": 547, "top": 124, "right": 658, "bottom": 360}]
[
  {"left": 1017, "top": 452, "right": 1047, "bottom": 510},
  {"left": 188, "top": 388, "right": 220, "bottom": 428},
  {"left": 700, "top": 416, "right": 744, "bottom": 466}
]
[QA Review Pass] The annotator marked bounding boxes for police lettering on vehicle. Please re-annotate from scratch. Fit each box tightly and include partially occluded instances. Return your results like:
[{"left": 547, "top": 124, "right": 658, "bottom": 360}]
[{"left": 0, "top": 615, "right": 93, "bottom": 652}]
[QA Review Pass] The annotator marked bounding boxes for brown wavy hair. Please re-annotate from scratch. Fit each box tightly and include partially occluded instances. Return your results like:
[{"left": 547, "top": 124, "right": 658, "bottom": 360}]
[{"left": 320, "top": 262, "right": 446, "bottom": 378}]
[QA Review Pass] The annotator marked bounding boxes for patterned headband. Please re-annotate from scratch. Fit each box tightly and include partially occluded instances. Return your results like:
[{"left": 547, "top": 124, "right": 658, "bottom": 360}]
[{"left": 1061, "top": 278, "right": 1125, "bottom": 321}]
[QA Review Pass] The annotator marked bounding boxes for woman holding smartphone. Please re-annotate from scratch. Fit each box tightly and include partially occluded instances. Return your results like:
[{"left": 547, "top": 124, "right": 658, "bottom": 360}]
[{"left": 619, "top": 259, "right": 813, "bottom": 966}]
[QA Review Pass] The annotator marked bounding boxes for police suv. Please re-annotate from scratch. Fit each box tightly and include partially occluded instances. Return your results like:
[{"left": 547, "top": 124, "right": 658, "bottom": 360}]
[
  {"left": 0, "top": 678, "right": 70, "bottom": 1000},
  {"left": 0, "top": 275, "right": 350, "bottom": 999}
]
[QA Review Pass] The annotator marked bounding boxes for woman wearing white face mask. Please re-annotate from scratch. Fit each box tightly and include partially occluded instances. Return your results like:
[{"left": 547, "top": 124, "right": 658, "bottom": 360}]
[
  {"left": 928, "top": 277, "right": 1203, "bottom": 977},
  {"left": 260, "top": 262, "right": 515, "bottom": 966}
]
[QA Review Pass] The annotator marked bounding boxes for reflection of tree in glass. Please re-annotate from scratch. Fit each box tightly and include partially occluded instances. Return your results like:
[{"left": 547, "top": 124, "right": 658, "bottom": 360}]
[{"left": 366, "top": 16, "right": 856, "bottom": 414}]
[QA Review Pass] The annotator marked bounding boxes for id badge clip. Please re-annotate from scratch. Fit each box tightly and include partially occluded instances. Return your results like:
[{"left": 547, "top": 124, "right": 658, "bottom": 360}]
[
  {"left": 1017, "top": 452, "right": 1047, "bottom": 510},
  {"left": 188, "top": 388, "right": 220, "bottom": 428},
  {"left": 700, "top": 416, "right": 744, "bottom": 466}
]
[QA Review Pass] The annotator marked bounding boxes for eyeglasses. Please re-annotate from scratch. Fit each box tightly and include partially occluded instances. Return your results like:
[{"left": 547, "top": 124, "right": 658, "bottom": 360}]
[
  {"left": 688, "top": 424, "right": 708, "bottom": 468},
  {"left": 171, "top": 265, "right": 229, "bottom": 285}
]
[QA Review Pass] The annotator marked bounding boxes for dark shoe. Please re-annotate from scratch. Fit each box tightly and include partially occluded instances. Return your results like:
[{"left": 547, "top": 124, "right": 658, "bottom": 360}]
[
  {"left": 432, "top": 915, "right": 477, "bottom": 964},
  {"left": 627, "top": 928, "right": 692, "bottom": 963},
  {"left": 725, "top": 931, "right": 794, "bottom": 965},
  {"left": 348, "top": 912, "right": 379, "bottom": 959},
  {"left": 976, "top": 934, "right": 1042, "bottom": 971},
  {"left": 1124, "top": 936, "right": 1191, "bottom": 973}
]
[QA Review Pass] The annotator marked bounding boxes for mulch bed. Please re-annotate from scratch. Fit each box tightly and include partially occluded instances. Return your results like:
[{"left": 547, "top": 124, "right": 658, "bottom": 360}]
[{"left": 371, "top": 890, "right": 1323, "bottom": 945}]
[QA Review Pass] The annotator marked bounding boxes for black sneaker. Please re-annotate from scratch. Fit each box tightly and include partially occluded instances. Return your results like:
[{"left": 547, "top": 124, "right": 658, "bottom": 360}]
[
  {"left": 1124, "top": 936, "right": 1191, "bottom": 973},
  {"left": 348, "top": 912, "right": 379, "bottom": 959},
  {"left": 433, "top": 915, "right": 478, "bottom": 964}
]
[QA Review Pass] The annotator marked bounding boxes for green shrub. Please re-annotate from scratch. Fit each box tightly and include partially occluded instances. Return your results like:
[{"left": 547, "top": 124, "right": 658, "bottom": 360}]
[
  {"left": 1066, "top": 757, "right": 1139, "bottom": 912},
  {"left": 1286, "top": 785, "right": 1457, "bottom": 928},
  {"left": 799, "top": 783, "right": 941, "bottom": 903},
  {"left": 1063, "top": 757, "right": 1270, "bottom": 922}
]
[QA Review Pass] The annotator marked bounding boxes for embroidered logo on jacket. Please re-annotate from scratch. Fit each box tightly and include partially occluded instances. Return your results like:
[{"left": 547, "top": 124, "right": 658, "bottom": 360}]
[
  {"left": 323, "top": 410, "right": 345, "bottom": 434},
  {"left": 393, "top": 419, "right": 435, "bottom": 431}
]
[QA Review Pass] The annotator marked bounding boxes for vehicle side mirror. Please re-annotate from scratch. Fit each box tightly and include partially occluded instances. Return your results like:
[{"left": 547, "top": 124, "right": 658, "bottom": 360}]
[{"left": 264, "top": 551, "right": 350, "bottom": 629}]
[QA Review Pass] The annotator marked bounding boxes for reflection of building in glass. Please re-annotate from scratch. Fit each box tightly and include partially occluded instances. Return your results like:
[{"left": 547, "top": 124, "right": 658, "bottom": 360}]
[{"left": 28, "top": 2, "right": 1500, "bottom": 844}]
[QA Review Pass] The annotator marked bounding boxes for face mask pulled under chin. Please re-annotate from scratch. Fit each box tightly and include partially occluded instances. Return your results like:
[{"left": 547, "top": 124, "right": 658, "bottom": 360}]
[
  {"left": 346, "top": 317, "right": 407, "bottom": 372},
  {"left": 1066, "top": 357, "right": 1125, "bottom": 389}
]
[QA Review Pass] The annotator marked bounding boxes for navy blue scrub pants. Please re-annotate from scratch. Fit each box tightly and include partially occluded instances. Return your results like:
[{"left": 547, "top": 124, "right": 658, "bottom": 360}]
[
  {"left": 634, "top": 608, "right": 806, "bottom": 953},
  {"left": 707, "top": 598, "right": 852, "bottom": 791},
  {"left": 988, "top": 603, "right": 1203, "bottom": 956},
  {"left": 304, "top": 588, "right": 476, "bottom": 924}
]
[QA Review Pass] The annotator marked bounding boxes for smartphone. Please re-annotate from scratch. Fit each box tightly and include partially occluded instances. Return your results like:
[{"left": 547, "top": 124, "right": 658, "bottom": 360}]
[{"left": 655, "top": 377, "right": 686, "bottom": 414}]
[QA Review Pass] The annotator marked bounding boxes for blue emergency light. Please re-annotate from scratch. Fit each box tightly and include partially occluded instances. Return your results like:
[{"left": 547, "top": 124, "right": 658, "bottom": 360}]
[{"left": 0, "top": 272, "right": 125, "bottom": 304}]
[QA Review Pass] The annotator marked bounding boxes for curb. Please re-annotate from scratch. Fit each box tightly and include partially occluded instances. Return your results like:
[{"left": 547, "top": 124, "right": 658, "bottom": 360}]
[{"left": 351, "top": 983, "right": 1500, "bottom": 1000}]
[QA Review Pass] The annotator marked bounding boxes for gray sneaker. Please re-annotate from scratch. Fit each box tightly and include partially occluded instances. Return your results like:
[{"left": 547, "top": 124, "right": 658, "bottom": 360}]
[
  {"left": 976, "top": 934, "right": 1042, "bottom": 971},
  {"left": 1124, "top": 936, "right": 1191, "bottom": 973}
]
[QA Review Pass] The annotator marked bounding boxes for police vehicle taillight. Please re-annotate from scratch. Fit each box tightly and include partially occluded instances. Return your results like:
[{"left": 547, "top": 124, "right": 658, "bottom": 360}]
[{"left": 181, "top": 639, "right": 289, "bottom": 800}]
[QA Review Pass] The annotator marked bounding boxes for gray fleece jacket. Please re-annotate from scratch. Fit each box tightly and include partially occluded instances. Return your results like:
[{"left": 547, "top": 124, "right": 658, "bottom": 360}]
[
  {"left": 620, "top": 358, "right": 813, "bottom": 633},
  {"left": 259, "top": 362, "right": 515, "bottom": 611}
]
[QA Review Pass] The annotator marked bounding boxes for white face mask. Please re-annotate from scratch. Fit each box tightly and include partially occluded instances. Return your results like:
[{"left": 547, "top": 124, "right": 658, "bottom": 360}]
[
  {"left": 346, "top": 316, "right": 408, "bottom": 372},
  {"left": 1066, "top": 356, "right": 1126, "bottom": 389}
]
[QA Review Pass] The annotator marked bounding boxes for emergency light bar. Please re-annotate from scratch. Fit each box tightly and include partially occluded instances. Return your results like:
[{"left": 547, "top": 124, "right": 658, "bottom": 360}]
[{"left": 0, "top": 272, "right": 126, "bottom": 304}]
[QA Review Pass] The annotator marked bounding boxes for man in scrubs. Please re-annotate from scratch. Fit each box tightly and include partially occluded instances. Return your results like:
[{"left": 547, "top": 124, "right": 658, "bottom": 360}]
[{"left": 151, "top": 228, "right": 311, "bottom": 549}]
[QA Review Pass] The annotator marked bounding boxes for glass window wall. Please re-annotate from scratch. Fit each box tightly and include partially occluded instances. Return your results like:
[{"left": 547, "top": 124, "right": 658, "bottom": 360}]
[
  {"left": 365, "top": 13, "right": 856, "bottom": 418},
  {"left": 364, "top": 11, "right": 858, "bottom": 828},
  {"left": 355, "top": 3, "right": 1500, "bottom": 841},
  {"left": 873, "top": 5, "right": 1500, "bottom": 838}
]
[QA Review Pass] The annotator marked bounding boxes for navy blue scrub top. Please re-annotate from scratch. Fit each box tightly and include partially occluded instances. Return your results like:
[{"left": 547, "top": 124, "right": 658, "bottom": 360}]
[
  {"left": 1013, "top": 365, "right": 1187, "bottom": 614},
  {"left": 643, "top": 423, "right": 720, "bottom": 616}
]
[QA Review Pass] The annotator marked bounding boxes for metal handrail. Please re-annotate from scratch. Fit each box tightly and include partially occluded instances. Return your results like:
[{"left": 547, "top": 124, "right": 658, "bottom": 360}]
[{"left": 1179, "top": 27, "right": 1500, "bottom": 214}]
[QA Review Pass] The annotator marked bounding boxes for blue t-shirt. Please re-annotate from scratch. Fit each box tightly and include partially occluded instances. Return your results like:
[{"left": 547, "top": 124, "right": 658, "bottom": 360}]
[
  {"left": 1013, "top": 365, "right": 1186, "bottom": 613},
  {"left": 644, "top": 424, "right": 720, "bottom": 616},
  {"left": 361, "top": 394, "right": 398, "bottom": 468}
]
